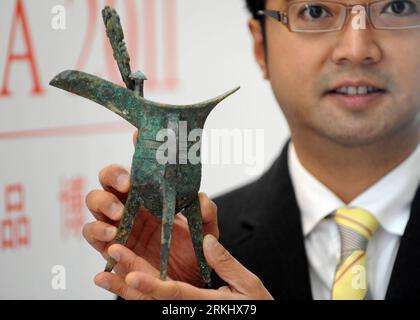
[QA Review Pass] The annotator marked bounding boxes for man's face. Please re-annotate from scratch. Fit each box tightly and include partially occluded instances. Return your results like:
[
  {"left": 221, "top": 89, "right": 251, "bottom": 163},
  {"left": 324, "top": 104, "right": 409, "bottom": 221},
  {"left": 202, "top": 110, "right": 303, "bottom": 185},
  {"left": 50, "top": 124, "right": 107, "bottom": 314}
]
[{"left": 252, "top": 0, "right": 420, "bottom": 146}]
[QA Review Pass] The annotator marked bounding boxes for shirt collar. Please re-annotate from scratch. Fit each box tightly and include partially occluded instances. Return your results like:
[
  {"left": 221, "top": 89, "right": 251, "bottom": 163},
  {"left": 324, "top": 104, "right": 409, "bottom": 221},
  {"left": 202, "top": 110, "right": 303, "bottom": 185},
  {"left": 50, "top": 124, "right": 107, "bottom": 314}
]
[{"left": 288, "top": 141, "right": 420, "bottom": 237}]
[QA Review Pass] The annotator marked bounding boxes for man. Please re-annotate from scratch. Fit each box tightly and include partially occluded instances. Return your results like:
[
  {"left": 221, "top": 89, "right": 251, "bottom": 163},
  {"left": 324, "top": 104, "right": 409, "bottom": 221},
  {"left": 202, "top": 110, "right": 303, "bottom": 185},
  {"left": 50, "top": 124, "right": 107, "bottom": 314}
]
[{"left": 82, "top": 0, "right": 420, "bottom": 299}]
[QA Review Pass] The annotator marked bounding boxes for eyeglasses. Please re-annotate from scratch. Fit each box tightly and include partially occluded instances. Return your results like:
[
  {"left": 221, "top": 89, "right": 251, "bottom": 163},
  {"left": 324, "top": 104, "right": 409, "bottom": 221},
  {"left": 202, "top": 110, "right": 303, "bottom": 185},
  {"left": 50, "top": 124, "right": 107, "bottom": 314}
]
[{"left": 257, "top": 0, "right": 420, "bottom": 32}]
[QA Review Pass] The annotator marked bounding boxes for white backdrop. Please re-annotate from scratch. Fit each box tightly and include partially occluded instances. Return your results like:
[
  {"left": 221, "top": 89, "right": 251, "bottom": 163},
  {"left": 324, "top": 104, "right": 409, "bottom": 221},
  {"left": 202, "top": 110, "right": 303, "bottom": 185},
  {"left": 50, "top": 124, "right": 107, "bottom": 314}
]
[{"left": 0, "top": 0, "right": 289, "bottom": 299}]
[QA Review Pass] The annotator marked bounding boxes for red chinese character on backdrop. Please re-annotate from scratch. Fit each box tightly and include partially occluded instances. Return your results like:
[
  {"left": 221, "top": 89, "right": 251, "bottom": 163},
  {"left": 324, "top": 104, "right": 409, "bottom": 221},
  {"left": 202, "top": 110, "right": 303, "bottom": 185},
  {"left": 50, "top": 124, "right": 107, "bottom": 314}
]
[
  {"left": 59, "top": 177, "right": 86, "bottom": 239},
  {"left": 0, "top": 183, "right": 31, "bottom": 250},
  {"left": 5, "top": 184, "right": 24, "bottom": 212},
  {"left": 75, "top": 0, "right": 178, "bottom": 91}
]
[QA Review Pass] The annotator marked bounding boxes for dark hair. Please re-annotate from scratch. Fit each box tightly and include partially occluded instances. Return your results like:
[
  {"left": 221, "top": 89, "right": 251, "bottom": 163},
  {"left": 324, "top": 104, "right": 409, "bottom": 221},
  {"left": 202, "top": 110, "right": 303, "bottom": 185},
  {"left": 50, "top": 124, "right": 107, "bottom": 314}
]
[
  {"left": 245, "top": 0, "right": 266, "bottom": 19},
  {"left": 245, "top": 0, "right": 267, "bottom": 52}
]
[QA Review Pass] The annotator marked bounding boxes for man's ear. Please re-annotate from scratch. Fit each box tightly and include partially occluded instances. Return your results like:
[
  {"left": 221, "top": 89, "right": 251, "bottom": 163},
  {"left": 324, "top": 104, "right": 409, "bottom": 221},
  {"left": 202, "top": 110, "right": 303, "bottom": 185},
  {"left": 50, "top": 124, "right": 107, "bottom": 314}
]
[{"left": 248, "top": 19, "right": 269, "bottom": 80}]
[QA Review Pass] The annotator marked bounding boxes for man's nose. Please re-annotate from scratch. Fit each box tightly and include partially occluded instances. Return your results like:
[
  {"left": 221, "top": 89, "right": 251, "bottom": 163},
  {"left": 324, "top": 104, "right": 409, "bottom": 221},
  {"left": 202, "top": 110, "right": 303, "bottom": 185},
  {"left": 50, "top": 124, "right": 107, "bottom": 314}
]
[{"left": 331, "top": 9, "right": 383, "bottom": 66}]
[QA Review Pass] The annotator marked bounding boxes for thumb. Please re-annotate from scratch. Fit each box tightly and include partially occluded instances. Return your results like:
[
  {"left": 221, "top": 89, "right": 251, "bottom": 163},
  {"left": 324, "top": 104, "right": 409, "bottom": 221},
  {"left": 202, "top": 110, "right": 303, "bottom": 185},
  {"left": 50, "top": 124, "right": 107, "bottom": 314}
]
[{"left": 203, "top": 234, "right": 259, "bottom": 294}]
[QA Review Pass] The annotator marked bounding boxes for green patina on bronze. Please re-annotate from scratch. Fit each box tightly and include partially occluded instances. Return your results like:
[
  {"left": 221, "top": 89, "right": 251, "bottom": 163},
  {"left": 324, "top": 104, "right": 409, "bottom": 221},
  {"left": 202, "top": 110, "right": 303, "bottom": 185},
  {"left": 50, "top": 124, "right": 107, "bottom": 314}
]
[{"left": 49, "top": 6, "right": 239, "bottom": 287}]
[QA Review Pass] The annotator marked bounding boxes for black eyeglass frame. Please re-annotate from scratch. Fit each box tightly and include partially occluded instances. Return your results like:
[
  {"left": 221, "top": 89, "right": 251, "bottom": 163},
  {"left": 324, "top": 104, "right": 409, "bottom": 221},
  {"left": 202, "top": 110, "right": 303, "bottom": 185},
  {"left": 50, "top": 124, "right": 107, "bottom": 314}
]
[{"left": 257, "top": 0, "right": 420, "bottom": 32}]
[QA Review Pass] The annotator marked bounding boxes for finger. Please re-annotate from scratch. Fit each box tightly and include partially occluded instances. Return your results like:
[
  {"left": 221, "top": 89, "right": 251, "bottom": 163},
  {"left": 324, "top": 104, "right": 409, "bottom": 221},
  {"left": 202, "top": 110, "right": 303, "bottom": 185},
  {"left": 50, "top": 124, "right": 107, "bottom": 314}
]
[
  {"left": 82, "top": 221, "right": 117, "bottom": 256},
  {"left": 94, "top": 272, "right": 151, "bottom": 300},
  {"left": 133, "top": 129, "right": 139, "bottom": 146},
  {"left": 83, "top": 221, "right": 117, "bottom": 243},
  {"left": 125, "top": 272, "right": 232, "bottom": 300},
  {"left": 85, "top": 189, "right": 125, "bottom": 221},
  {"left": 107, "top": 244, "right": 160, "bottom": 278},
  {"left": 98, "top": 164, "right": 131, "bottom": 194},
  {"left": 176, "top": 212, "right": 188, "bottom": 224},
  {"left": 198, "top": 192, "right": 219, "bottom": 238},
  {"left": 203, "top": 234, "right": 263, "bottom": 295}
]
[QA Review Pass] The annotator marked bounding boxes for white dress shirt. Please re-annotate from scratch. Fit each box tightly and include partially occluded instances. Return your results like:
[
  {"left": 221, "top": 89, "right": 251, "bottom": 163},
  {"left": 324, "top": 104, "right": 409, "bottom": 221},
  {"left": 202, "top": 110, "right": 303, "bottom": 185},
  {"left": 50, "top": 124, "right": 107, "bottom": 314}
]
[{"left": 288, "top": 141, "right": 420, "bottom": 300}]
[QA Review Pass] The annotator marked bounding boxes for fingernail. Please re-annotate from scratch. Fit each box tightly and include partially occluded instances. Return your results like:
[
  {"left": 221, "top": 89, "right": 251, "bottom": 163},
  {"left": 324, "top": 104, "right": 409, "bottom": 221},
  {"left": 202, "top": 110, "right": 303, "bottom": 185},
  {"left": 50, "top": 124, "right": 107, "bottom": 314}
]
[
  {"left": 105, "top": 226, "right": 117, "bottom": 239},
  {"left": 109, "top": 202, "right": 124, "bottom": 219},
  {"left": 96, "top": 278, "right": 110, "bottom": 290},
  {"left": 117, "top": 174, "right": 129, "bottom": 191},
  {"left": 204, "top": 234, "right": 218, "bottom": 250},
  {"left": 199, "top": 192, "right": 208, "bottom": 201},
  {"left": 109, "top": 249, "right": 120, "bottom": 262}
]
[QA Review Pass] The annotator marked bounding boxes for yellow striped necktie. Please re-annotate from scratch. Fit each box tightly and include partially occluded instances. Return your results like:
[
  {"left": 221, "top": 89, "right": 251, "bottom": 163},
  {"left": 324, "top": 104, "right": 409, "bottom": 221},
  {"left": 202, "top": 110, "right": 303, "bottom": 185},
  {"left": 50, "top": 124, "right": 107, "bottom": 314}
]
[{"left": 331, "top": 207, "right": 379, "bottom": 300}]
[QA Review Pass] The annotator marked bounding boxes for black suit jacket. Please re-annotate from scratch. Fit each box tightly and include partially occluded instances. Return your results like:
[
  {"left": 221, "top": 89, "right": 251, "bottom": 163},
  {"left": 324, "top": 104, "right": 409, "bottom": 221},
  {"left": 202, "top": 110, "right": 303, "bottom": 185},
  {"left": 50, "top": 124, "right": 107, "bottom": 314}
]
[{"left": 211, "top": 140, "right": 420, "bottom": 300}]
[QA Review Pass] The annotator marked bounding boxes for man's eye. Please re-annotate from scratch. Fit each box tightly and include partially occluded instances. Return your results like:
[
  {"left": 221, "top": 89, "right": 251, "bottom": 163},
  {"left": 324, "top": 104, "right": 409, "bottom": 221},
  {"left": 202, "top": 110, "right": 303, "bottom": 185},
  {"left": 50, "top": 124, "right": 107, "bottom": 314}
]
[
  {"left": 299, "top": 4, "right": 332, "bottom": 20},
  {"left": 382, "top": 0, "right": 417, "bottom": 15}
]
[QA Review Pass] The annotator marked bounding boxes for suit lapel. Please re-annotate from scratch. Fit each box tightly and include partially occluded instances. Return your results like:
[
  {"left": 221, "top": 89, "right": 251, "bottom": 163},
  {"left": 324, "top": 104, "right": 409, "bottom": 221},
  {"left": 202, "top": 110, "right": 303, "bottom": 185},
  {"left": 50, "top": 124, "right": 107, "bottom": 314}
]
[
  {"left": 235, "top": 140, "right": 313, "bottom": 300},
  {"left": 386, "top": 184, "right": 420, "bottom": 300}
]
